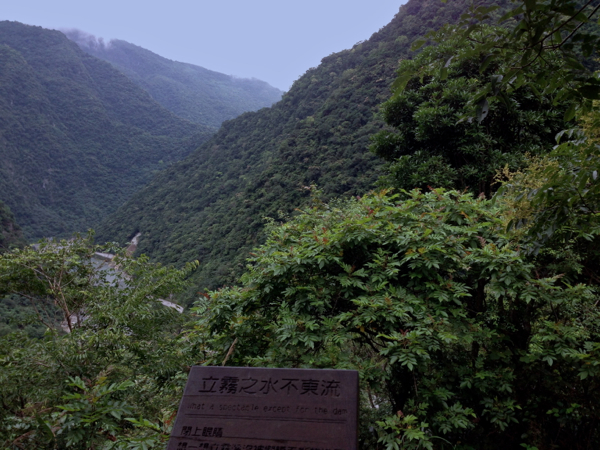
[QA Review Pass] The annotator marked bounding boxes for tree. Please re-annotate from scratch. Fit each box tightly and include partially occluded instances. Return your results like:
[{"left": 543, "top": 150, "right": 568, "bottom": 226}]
[
  {"left": 494, "top": 112, "right": 600, "bottom": 304},
  {"left": 192, "top": 2, "right": 600, "bottom": 448},
  {"left": 370, "top": 30, "right": 568, "bottom": 196},
  {"left": 0, "top": 234, "right": 199, "bottom": 449},
  {"left": 0, "top": 200, "right": 26, "bottom": 254},
  {"left": 406, "top": 0, "right": 600, "bottom": 121},
  {"left": 196, "top": 189, "right": 600, "bottom": 449}
]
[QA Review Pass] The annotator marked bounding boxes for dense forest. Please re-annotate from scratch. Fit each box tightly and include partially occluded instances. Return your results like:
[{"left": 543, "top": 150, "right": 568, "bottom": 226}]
[
  {"left": 65, "top": 31, "right": 283, "bottom": 128},
  {"left": 97, "top": 0, "right": 504, "bottom": 293},
  {"left": 2, "top": 0, "right": 600, "bottom": 449},
  {"left": 0, "top": 21, "right": 215, "bottom": 239},
  {"left": 0, "top": 201, "right": 25, "bottom": 252}
]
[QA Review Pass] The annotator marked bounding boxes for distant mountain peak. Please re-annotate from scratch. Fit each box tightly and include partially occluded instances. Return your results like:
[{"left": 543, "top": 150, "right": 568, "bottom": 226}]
[
  {"left": 0, "top": 20, "right": 214, "bottom": 239},
  {"left": 63, "top": 29, "right": 283, "bottom": 128}
]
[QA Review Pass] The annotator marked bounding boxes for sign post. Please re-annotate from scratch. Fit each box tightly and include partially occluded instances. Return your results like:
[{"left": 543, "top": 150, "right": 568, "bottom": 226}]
[{"left": 167, "top": 366, "right": 358, "bottom": 450}]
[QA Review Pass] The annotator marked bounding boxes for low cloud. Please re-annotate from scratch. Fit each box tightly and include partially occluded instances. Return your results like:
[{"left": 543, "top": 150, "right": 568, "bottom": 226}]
[{"left": 61, "top": 28, "right": 112, "bottom": 51}]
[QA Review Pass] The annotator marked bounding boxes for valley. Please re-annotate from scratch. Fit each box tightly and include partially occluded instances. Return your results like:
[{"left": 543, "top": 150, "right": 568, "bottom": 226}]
[
  {"left": 0, "top": 21, "right": 281, "bottom": 240},
  {"left": 96, "top": 0, "right": 485, "bottom": 293},
  {"left": 2, "top": 0, "right": 600, "bottom": 448}
]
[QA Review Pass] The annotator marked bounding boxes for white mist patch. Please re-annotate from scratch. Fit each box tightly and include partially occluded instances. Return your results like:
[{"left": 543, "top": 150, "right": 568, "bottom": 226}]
[{"left": 61, "top": 28, "right": 114, "bottom": 51}]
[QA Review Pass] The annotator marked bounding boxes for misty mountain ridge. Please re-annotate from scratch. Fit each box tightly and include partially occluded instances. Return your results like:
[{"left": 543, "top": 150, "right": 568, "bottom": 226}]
[
  {"left": 64, "top": 29, "right": 283, "bottom": 128},
  {"left": 0, "top": 21, "right": 214, "bottom": 239}
]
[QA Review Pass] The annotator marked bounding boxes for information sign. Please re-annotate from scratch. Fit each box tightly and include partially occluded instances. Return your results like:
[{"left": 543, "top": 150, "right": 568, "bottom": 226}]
[{"left": 167, "top": 366, "right": 358, "bottom": 450}]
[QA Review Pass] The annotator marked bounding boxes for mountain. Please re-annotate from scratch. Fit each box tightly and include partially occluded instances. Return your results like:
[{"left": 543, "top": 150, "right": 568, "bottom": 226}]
[
  {"left": 96, "top": 0, "right": 499, "bottom": 296},
  {"left": 64, "top": 31, "right": 283, "bottom": 128},
  {"left": 0, "top": 21, "right": 215, "bottom": 240}
]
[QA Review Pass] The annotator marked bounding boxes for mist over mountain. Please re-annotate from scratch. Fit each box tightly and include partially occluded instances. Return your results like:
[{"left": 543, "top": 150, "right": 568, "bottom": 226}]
[
  {"left": 0, "top": 21, "right": 214, "bottom": 239},
  {"left": 64, "top": 29, "right": 283, "bottom": 128},
  {"left": 96, "top": 0, "right": 490, "bottom": 294}
]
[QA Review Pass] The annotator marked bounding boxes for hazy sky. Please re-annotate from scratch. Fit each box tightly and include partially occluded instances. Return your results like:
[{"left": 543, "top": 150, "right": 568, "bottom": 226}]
[{"left": 3, "top": 1, "right": 407, "bottom": 91}]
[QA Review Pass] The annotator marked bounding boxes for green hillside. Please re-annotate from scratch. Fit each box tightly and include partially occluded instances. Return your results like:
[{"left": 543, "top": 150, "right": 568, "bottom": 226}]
[
  {"left": 65, "top": 32, "right": 283, "bottom": 128},
  {"left": 0, "top": 201, "right": 37, "bottom": 338},
  {"left": 4, "top": 1, "right": 600, "bottom": 448},
  {"left": 97, "top": 0, "right": 507, "bottom": 294},
  {"left": 0, "top": 201, "right": 26, "bottom": 252},
  {"left": 0, "top": 21, "right": 215, "bottom": 240}
]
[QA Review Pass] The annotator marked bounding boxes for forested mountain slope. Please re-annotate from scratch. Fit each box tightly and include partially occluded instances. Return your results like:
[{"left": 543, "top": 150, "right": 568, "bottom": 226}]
[
  {"left": 65, "top": 32, "right": 283, "bottom": 128},
  {"left": 0, "top": 201, "right": 25, "bottom": 252},
  {"left": 0, "top": 21, "right": 215, "bottom": 240},
  {"left": 97, "top": 0, "right": 504, "bottom": 294}
]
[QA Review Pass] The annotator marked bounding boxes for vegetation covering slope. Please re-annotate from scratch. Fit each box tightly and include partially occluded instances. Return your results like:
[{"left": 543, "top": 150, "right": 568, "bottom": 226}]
[
  {"left": 3, "top": 1, "right": 600, "bottom": 449},
  {"left": 97, "top": 0, "right": 502, "bottom": 293},
  {"left": 196, "top": 2, "right": 600, "bottom": 447},
  {"left": 65, "top": 31, "right": 283, "bottom": 128},
  {"left": 0, "top": 201, "right": 25, "bottom": 252},
  {"left": 0, "top": 202, "right": 42, "bottom": 339},
  {"left": 370, "top": 31, "right": 567, "bottom": 196},
  {"left": 0, "top": 21, "right": 215, "bottom": 240}
]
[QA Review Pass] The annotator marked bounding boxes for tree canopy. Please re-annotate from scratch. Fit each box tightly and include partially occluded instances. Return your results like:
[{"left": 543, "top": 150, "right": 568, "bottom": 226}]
[
  {"left": 0, "top": 21, "right": 214, "bottom": 240},
  {"left": 95, "top": 0, "right": 495, "bottom": 294},
  {"left": 0, "top": 234, "right": 200, "bottom": 449},
  {"left": 3, "top": 1, "right": 600, "bottom": 449},
  {"left": 404, "top": 0, "right": 600, "bottom": 121},
  {"left": 196, "top": 188, "right": 600, "bottom": 449},
  {"left": 370, "top": 31, "right": 567, "bottom": 195},
  {"left": 192, "top": 1, "right": 600, "bottom": 448}
]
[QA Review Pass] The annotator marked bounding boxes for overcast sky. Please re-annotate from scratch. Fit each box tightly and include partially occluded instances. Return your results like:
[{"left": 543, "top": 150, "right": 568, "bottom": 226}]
[{"left": 3, "top": 1, "right": 407, "bottom": 91}]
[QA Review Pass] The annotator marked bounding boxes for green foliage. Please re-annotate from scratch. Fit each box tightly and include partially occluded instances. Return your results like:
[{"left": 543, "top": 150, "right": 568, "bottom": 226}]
[
  {"left": 0, "top": 234, "right": 102, "bottom": 332},
  {"left": 0, "top": 294, "right": 58, "bottom": 338},
  {"left": 64, "top": 33, "right": 283, "bottom": 128},
  {"left": 371, "top": 31, "right": 567, "bottom": 195},
  {"left": 0, "top": 234, "right": 200, "bottom": 449},
  {"left": 500, "top": 131, "right": 600, "bottom": 247},
  {"left": 493, "top": 116, "right": 600, "bottom": 316},
  {"left": 97, "top": 0, "right": 493, "bottom": 295},
  {"left": 0, "top": 201, "right": 26, "bottom": 253},
  {"left": 194, "top": 189, "right": 600, "bottom": 449},
  {"left": 4, "top": 1, "right": 599, "bottom": 449},
  {"left": 52, "top": 376, "right": 134, "bottom": 448},
  {"left": 406, "top": 0, "right": 600, "bottom": 122},
  {"left": 0, "top": 21, "right": 215, "bottom": 240}
]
